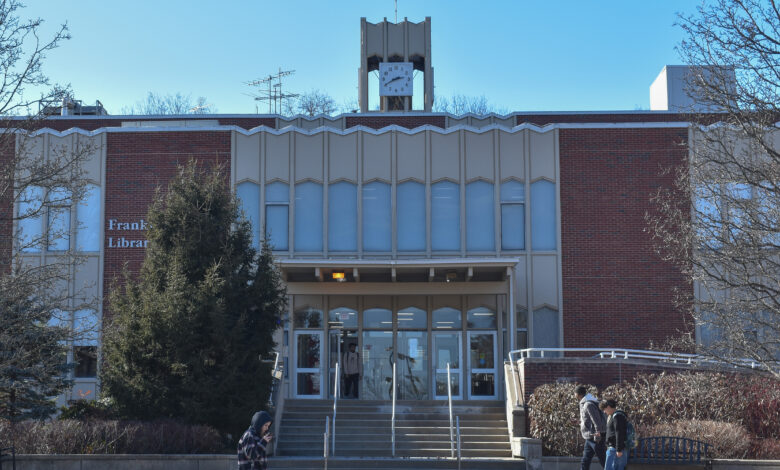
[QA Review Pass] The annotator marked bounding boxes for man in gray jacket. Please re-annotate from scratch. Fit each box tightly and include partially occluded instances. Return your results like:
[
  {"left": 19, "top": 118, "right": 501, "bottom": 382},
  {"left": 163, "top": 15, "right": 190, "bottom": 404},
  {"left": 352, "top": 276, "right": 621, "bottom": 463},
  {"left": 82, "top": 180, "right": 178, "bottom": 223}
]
[{"left": 575, "top": 385, "right": 606, "bottom": 470}]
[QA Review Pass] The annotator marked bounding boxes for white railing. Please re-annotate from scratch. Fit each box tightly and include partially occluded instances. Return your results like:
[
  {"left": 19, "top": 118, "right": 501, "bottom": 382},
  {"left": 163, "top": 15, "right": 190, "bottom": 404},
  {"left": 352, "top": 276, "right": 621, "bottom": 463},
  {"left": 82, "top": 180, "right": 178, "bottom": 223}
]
[
  {"left": 391, "top": 361, "right": 397, "bottom": 457},
  {"left": 447, "top": 362, "right": 454, "bottom": 458},
  {"left": 456, "top": 415, "right": 462, "bottom": 470},
  {"left": 507, "top": 353, "right": 522, "bottom": 407},
  {"left": 323, "top": 417, "right": 330, "bottom": 470},
  {"left": 332, "top": 361, "right": 339, "bottom": 456}
]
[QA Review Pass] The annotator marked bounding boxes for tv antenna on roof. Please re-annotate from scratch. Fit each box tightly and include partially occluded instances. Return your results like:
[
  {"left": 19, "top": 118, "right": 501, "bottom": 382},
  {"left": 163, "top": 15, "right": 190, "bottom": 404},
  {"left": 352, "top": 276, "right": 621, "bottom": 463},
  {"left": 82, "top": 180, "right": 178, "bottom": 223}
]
[{"left": 247, "top": 68, "right": 300, "bottom": 114}]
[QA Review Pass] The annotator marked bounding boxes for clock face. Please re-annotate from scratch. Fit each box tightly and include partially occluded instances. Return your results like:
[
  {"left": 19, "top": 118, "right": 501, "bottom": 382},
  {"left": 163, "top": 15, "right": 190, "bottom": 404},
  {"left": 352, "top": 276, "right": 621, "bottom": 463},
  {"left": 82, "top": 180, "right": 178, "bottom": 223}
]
[{"left": 379, "top": 62, "right": 413, "bottom": 96}]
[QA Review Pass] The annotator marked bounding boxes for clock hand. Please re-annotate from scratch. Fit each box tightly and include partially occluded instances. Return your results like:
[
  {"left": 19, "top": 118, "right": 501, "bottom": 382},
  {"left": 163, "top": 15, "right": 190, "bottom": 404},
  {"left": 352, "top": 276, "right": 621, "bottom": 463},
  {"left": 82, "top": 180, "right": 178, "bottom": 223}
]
[{"left": 383, "top": 76, "right": 402, "bottom": 86}]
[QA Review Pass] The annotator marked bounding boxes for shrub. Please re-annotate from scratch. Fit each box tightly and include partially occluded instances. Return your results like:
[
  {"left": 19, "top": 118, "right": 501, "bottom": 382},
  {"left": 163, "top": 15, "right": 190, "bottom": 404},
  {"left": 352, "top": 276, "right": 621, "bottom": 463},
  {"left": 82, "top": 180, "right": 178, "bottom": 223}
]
[
  {"left": 58, "top": 398, "right": 118, "bottom": 421},
  {"left": 642, "top": 420, "right": 750, "bottom": 459},
  {"left": 0, "top": 418, "right": 225, "bottom": 454},
  {"left": 750, "top": 438, "right": 780, "bottom": 459},
  {"left": 528, "top": 383, "right": 598, "bottom": 456}
]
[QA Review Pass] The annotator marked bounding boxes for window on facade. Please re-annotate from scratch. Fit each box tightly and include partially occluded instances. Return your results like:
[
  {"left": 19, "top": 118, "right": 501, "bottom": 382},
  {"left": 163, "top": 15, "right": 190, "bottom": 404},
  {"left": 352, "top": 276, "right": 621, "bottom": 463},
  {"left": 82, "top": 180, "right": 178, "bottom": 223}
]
[
  {"left": 47, "top": 187, "right": 71, "bottom": 251},
  {"left": 76, "top": 184, "right": 101, "bottom": 252},
  {"left": 397, "top": 181, "right": 425, "bottom": 252},
  {"left": 532, "top": 307, "right": 559, "bottom": 351},
  {"left": 17, "top": 185, "right": 44, "bottom": 252},
  {"left": 362, "top": 181, "right": 391, "bottom": 252},
  {"left": 363, "top": 308, "right": 392, "bottom": 328},
  {"left": 397, "top": 306, "right": 427, "bottom": 329},
  {"left": 433, "top": 307, "right": 462, "bottom": 329},
  {"left": 531, "top": 180, "right": 556, "bottom": 251},
  {"left": 237, "top": 182, "right": 261, "bottom": 249},
  {"left": 467, "top": 306, "right": 497, "bottom": 329},
  {"left": 466, "top": 181, "right": 495, "bottom": 251},
  {"left": 294, "top": 182, "right": 323, "bottom": 252},
  {"left": 329, "top": 307, "right": 358, "bottom": 329},
  {"left": 501, "top": 180, "right": 525, "bottom": 250},
  {"left": 73, "top": 308, "right": 99, "bottom": 378},
  {"left": 74, "top": 346, "right": 97, "bottom": 378},
  {"left": 431, "top": 181, "right": 460, "bottom": 251},
  {"left": 265, "top": 182, "right": 289, "bottom": 251},
  {"left": 328, "top": 182, "right": 357, "bottom": 252},
  {"left": 294, "top": 306, "right": 323, "bottom": 329},
  {"left": 517, "top": 307, "right": 528, "bottom": 350}
]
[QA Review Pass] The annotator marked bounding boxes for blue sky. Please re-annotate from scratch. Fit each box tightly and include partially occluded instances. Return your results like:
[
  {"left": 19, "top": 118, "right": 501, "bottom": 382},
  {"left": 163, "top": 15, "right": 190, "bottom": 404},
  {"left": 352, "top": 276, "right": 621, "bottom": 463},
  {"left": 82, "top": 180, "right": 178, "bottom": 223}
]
[{"left": 24, "top": 0, "right": 701, "bottom": 114}]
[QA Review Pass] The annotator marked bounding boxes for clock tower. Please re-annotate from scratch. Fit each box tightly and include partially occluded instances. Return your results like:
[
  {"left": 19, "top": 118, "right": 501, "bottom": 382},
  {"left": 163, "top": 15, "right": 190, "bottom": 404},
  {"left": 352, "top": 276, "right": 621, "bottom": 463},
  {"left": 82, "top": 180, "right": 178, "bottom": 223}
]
[{"left": 358, "top": 17, "right": 433, "bottom": 112}]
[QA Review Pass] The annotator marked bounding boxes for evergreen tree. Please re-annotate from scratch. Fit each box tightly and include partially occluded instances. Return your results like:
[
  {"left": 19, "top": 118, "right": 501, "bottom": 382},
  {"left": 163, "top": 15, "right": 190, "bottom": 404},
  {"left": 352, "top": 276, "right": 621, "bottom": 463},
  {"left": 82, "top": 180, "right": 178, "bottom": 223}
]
[{"left": 101, "top": 161, "right": 286, "bottom": 436}]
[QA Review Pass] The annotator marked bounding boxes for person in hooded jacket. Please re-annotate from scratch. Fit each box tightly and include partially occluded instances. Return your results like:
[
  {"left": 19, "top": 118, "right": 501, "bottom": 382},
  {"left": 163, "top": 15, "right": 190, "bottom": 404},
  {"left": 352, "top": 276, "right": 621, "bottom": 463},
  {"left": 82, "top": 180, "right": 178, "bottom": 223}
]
[
  {"left": 575, "top": 385, "right": 606, "bottom": 470},
  {"left": 238, "top": 411, "right": 273, "bottom": 470},
  {"left": 600, "top": 399, "right": 628, "bottom": 470}
]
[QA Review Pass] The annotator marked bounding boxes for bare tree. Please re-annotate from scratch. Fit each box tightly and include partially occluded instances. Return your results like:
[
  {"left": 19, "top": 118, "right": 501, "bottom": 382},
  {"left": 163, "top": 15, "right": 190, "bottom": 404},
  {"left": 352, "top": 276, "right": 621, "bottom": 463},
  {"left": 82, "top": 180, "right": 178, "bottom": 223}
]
[
  {"left": 121, "top": 92, "right": 215, "bottom": 115},
  {"left": 294, "top": 89, "right": 337, "bottom": 116},
  {"left": 434, "top": 94, "right": 507, "bottom": 115},
  {"left": 649, "top": 0, "right": 780, "bottom": 377},
  {"left": 0, "top": 0, "right": 97, "bottom": 422}
]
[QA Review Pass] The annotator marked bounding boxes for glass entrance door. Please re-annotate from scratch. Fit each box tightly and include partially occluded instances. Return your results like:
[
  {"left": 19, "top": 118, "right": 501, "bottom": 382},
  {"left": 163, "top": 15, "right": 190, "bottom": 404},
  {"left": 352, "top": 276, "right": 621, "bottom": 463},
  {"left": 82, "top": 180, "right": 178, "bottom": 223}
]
[
  {"left": 397, "top": 331, "right": 428, "bottom": 399},
  {"left": 295, "top": 331, "right": 323, "bottom": 398},
  {"left": 433, "top": 332, "right": 462, "bottom": 399},
  {"left": 467, "top": 331, "right": 497, "bottom": 398},
  {"left": 329, "top": 330, "right": 358, "bottom": 398},
  {"left": 361, "top": 330, "right": 394, "bottom": 400}
]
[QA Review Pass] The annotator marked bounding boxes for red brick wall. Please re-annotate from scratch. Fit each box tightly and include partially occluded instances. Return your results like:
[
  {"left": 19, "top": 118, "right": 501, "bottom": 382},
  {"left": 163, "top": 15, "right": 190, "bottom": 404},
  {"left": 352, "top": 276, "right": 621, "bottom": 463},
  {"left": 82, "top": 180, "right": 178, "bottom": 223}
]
[
  {"left": 559, "top": 128, "right": 691, "bottom": 350},
  {"left": 517, "top": 113, "right": 689, "bottom": 126},
  {"left": 0, "top": 135, "right": 14, "bottom": 274},
  {"left": 37, "top": 117, "right": 278, "bottom": 132},
  {"left": 346, "top": 115, "right": 446, "bottom": 129},
  {"left": 103, "top": 132, "right": 231, "bottom": 296}
]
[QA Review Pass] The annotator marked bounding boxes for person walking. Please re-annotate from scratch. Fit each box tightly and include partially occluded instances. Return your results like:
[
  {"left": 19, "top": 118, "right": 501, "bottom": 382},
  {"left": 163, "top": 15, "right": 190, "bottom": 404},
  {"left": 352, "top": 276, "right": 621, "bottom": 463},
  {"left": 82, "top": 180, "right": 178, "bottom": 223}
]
[
  {"left": 575, "top": 385, "right": 606, "bottom": 470},
  {"left": 238, "top": 410, "right": 273, "bottom": 470},
  {"left": 342, "top": 342, "right": 362, "bottom": 398},
  {"left": 600, "top": 399, "right": 628, "bottom": 470}
]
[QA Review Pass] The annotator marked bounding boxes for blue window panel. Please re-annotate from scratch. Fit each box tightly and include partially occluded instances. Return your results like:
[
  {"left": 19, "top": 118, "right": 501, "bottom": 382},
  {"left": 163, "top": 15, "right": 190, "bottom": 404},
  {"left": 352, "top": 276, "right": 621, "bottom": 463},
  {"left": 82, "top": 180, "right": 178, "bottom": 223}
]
[
  {"left": 431, "top": 181, "right": 460, "bottom": 251},
  {"left": 266, "top": 181, "right": 290, "bottom": 203},
  {"left": 265, "top": 205, "right": 289, "bottom": 251},
  {"left": 18, "top": 186, "right": 44, "bottom": 252},
  {"left": 500, "top": 180, "right": 525, "bottom": 203},
  {"left": 47, "top": 187, "right": 72, "bottom": 252},
  {"left": 76, "top": 184, "right": 101, "bottom": 252},
  {"left": 466, "top": 181, "right": 495, "bottom": 251},
  {"left": 294, "top": 182, "right": 323, "bottom": 252},
  {"left": 237, "top": 182, "right": 261, "bottom": 249},
  {"left": 531, "top": 180, "right": 556, "bottom": 251},
  {"left": 397, "top": 181, "right": 426, "bottom": 252},
  {"left": 362, "top": 181, "right": 391, "bottom": 252},
  {"left": 74, "top": 309, "right": 99, "bottom": 346},
  {"left": 501, "top": 205, "right": 525, "bottom": 250},
  {"left": 328, "top": 182, "right": 357, "bottom": 252}
]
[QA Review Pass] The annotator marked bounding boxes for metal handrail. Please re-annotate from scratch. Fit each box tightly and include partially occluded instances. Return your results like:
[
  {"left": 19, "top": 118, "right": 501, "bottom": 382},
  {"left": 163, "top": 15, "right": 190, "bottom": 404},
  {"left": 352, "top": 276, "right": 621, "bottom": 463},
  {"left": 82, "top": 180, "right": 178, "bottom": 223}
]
[
  {"left": 391, "top": 361, "right": 397, "bottom": 457},
  {"left": 323, "top": 418, "right": 329, "bottom": 469},
  {"left": 332, "top": 361, "right": 339, "bottom": 456},
  {"left": 447, "top": 362, "right": 454, "bottom": 458},
  {"left": 456, "top": 416, "right": 462, "bottom": 470}
]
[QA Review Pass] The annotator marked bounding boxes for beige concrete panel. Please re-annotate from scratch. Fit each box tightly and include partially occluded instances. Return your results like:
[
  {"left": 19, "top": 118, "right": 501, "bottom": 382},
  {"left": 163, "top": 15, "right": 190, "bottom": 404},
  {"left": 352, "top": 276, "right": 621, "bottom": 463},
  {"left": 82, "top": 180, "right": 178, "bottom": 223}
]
[
  {"left": 387, "top": 22, "right": 404, "bottom": 58},
  {"left": 328, "top": 133, "right": 358, "bottom": 182},
  {"left": 408, "top": 22, "right": 426, "bottom": 58},
  {"left": 494, "top": 117, "right": 515, "bottom": 127},
  {"left": 448, "top": 117, "right": 469, "bottom": 127},
  {"left": 363, "top": 295, "right": 392, "bottom": 309},
  {"left": 529, "top": 130, "right": 556, "bottom": 182},
  {"left": 74, "top": 256, "right": 100, "bottom": 301},
  {"left": 295, "top": 133, "right": 324, "bottom": 183},
  {"left": 433, "top": 295, "right": 462, "bottom": 311},
  {"left": 465, "top": 131, "right": 494, "bottom": 182},
  {"left": 287, "top": 281, "right": 507, "bottom": 296},
  {"left": 499, "top": 131, "right": 525, "bottom": 181},
  {"left": 468, "top": 294, "right": 497, "bottom": 311},
  {"left": 16, "top": 134, "right": 45, "bottom": 180},
  {"left": 397, "top": 295, "right": 426, "bottom": 310},
  {"left": 293, "top": 294, "right": 323, "bottom": 311},
  {"left": 397, "top": 132, "right": 426, "bottom": 182},
  {"left": 431, "top": 132, "right": 460, "bottom": 182},
  {"left": 48, "top": 134, "right": 75, "bottom": 169},
  {"left": 330, "top": 295, "right": 358, "bottom": 310},
  {"left": 514, "top": 258, "right": 528, "bottom": 308},
  {"left": 531, "top": 254, "right": 559, "bottom": 309},
  {"left": 76, "top": 134, "right": 103, "bottom": 184},
  {"left": 366, "top": 22, "right": 384, "bottom": 58},
  {"left": 299, "top": 119, "right": 323, "bottom": 130},
  {"left": 265, "top": 133, "right": 290, "bottom": 183},
  {"left": 362, "top": 133, "right": 392, "bottom": 182},
  {"left": 235, "top": 134, "right": 260, "bottom": 183}
]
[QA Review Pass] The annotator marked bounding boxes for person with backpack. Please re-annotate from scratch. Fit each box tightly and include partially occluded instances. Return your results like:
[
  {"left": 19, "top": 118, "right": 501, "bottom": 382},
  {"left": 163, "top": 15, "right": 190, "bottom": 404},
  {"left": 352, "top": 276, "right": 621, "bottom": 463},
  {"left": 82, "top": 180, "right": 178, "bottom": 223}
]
[
  {"left": 342, "top": 342, "right": 362, "bottom": 398},
  {"left": 575, "top": 385, "right": 606, "bottom": 470},
  {"left": 599, "top": 398, "right": 631, "bottom": 470},
  {"left": 237, "top": 410, "right": 273, "bottom": 470}
]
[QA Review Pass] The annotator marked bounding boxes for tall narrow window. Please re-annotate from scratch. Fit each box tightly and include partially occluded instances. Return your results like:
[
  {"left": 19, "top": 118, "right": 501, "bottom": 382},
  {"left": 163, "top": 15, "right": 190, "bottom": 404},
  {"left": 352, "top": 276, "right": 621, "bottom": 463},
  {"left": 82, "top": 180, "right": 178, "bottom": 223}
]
[
  {"left": 74, "top": 309, "right": 99, "bottom": 378},
  {"left": 17, "top": 186, "right": 44, "bottom": 252},
  {"left": 47, "top": 187, "right": 71, "bottom": 251},
  {"left": 466, "top": 181, "right": 495, "bottom": 251},
  {"left": 76, "top": 184, "right": 101, "bottom": 252},
  {"left": 532, "top": 307, "right": 560, "bottom": 350},
  {"left": 328, "top": 182, "right": 357, "bottom": 252},
  {"left": 431, "top": 181, "right": 460, "bottom": 251},
  {"left": 363, "top": 181, "right": 391, "bottom": 252},
  {"left": 265, "top": 182, "right": 289, "bottom": 251},
  {"left": 501, "top": 180, "right": 525, "bottom": 250},
  {"left": 237, "top": 182, "right": 261, "bottom": 249},
  {"left": 397, "top": 181, "right": 425, "bottom": 252},
  {"left": 294, "top": 182, "right": 323, "bottom": 252},
  {"left": 531, "top": 180, "right": 556, "bottom": 251}
]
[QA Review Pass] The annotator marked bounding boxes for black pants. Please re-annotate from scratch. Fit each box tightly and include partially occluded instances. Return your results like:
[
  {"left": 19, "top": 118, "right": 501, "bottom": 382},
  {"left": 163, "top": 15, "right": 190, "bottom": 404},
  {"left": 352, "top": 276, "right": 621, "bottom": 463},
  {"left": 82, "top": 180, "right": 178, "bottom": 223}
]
[
  {"left": 581, "top": 438, "right": 606, "bottom": 470},
  {"left": 344, "top": 373, "right": 359, "bottom": 398}
]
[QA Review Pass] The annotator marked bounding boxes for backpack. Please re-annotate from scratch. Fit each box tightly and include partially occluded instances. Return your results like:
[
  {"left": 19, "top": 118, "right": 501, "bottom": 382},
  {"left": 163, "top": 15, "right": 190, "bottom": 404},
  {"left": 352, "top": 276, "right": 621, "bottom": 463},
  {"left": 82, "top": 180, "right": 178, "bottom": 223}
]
[{"left": 614, "top": 410, "right": 636, "bottom": 450}]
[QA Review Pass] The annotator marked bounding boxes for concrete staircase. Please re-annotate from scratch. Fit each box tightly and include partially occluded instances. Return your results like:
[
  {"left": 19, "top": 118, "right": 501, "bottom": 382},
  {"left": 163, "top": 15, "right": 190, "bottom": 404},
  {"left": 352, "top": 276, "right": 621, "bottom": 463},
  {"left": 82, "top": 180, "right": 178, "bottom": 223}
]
[{"left": 276, "top": 399, "right": 512, "bottom": 459}]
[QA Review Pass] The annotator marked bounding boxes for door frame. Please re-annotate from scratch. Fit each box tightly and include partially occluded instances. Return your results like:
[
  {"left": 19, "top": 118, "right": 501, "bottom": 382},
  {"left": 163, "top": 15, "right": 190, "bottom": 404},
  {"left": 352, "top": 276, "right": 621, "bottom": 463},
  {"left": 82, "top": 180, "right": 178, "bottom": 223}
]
[
  {"left": 433, "top": 331, "right": 463, "bottom": 400},
  {"left": 294, "top": 330, "right": 324, "bottom": 398},
  {"left": 467, "top": 330, "right": 498, "bottom": 399}
]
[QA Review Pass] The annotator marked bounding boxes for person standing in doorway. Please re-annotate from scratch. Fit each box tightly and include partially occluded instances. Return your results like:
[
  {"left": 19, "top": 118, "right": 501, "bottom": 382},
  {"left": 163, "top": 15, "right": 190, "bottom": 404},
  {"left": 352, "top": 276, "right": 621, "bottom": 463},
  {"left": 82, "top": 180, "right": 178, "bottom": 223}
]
[
  {"left": 342, "top": 342, "right": 362, "bottom": 398},
  {"left": 575, "top": 385, "right": 606, "bottom": 470}
]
